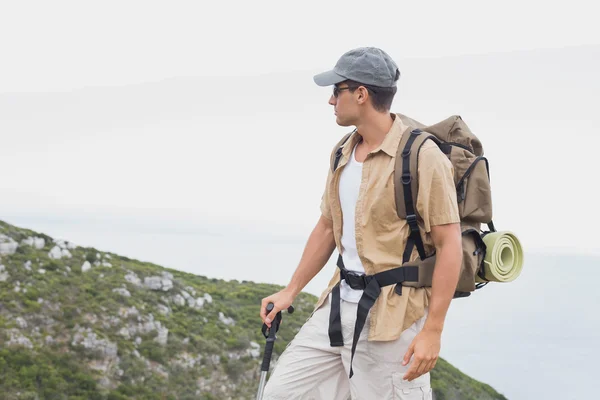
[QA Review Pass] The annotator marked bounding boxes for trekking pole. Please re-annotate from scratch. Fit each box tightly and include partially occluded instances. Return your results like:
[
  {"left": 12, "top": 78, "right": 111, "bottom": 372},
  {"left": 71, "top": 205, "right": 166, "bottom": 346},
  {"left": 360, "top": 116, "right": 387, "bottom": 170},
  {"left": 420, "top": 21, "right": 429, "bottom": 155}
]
[{"left": 256, "top": 302, "right": 294, "bottom": 400}]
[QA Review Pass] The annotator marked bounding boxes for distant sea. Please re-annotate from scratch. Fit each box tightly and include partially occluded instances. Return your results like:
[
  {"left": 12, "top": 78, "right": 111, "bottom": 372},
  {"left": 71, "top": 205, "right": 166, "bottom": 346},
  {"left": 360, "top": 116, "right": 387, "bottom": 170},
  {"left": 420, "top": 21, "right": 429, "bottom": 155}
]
[{"left": 3, "top": 214, "right": 599, "bottom": 400}]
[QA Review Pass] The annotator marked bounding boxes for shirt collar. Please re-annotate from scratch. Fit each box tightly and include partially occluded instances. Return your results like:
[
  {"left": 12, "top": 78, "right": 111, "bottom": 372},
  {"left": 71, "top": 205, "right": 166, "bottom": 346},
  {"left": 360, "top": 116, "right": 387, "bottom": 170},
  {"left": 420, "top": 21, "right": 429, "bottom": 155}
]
[{"left": 339, "top": 114, "right": 409, "bottom": 161}]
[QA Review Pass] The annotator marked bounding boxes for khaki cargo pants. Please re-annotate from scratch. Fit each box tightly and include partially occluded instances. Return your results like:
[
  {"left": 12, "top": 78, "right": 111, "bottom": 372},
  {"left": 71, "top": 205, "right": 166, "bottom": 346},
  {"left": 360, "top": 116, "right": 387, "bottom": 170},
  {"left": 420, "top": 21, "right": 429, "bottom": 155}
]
[{"left": 263, "top": 294, "right": 433, "bottom": 400}]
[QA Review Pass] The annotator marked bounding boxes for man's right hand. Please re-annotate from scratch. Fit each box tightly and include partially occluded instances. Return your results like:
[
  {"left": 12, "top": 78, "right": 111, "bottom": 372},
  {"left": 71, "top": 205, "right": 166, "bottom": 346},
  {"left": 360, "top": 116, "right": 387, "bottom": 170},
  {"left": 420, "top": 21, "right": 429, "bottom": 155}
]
[{"left": 260, "top": 288, "right": 296, "bottom": 328}]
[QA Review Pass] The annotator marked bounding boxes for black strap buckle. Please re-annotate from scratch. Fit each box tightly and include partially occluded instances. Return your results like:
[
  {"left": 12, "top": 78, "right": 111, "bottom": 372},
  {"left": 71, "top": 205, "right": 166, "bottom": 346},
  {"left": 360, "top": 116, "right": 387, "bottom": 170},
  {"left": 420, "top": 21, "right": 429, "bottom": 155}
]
[
  {"left": 343, "top": 270, "right": 368, "bottom": 290},
  {"left": 406, "top": 214, "right": 419, "bottom": 230},
  {"left": 401, "top": 172, "right": 412, "bottom": 185}
]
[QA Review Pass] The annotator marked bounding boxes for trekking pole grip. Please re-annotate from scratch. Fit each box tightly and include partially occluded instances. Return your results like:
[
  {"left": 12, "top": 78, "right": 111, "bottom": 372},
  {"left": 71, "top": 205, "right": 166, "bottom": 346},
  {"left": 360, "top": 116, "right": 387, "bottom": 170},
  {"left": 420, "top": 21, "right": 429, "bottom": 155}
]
[{"left": 261, "top": 303, "right": 279, "bottom": 372}]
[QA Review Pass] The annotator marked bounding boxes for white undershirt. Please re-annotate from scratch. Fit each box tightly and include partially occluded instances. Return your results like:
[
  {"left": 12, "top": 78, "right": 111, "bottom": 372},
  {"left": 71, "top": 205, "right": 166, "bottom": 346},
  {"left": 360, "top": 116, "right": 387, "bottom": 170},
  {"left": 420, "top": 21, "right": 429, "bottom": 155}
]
[{"left": 338, "top": 142, "right": 366, "bottom": 303}]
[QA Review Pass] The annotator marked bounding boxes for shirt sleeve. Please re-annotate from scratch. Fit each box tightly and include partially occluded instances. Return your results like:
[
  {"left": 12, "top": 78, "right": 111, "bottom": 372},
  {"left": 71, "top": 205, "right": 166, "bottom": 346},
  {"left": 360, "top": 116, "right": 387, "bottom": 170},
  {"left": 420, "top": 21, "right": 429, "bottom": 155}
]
[{"left": 416, "top": 142, "right": 460, "bottom": 232}]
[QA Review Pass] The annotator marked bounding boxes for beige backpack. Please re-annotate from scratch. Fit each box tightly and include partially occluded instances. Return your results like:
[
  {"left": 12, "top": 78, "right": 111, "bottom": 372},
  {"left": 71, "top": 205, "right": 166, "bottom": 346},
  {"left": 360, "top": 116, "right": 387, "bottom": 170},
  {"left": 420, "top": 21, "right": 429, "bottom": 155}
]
[
  {"left": 394, "top": 114, "right": 494, "bottom": 297},
  {"left": 331, "top": 113, "right": 495, "bottom": 297}
]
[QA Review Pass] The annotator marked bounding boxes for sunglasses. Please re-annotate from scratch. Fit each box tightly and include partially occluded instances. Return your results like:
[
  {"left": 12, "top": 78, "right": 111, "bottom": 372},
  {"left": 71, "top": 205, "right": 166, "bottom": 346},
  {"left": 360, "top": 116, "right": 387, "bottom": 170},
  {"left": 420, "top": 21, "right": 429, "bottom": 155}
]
[
  {"left": 333, "top": 85, "right": 378, "bottom": 98},
  {"left": 333, "top": 86, "right": 352, "bottom": 98}
]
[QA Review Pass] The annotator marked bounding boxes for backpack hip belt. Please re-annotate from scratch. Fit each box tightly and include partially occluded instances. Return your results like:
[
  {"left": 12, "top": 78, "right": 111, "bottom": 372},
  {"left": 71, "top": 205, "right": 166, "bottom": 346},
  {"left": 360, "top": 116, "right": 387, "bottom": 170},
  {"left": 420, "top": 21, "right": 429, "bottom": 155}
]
[{"left": 328, "top": 254, "right": 418, "bottom": 378}]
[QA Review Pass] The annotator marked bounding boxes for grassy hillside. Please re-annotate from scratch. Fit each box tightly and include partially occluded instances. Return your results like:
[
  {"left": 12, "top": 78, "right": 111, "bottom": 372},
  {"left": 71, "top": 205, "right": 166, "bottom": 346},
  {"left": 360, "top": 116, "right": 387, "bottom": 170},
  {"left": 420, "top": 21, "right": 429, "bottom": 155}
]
[{"left": 0, "top": 220, "right": 507, "bottom": 399}]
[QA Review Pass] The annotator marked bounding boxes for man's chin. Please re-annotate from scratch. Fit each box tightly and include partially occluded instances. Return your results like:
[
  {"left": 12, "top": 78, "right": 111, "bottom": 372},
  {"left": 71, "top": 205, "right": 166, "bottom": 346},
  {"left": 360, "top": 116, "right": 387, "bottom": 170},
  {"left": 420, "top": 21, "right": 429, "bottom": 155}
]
[{"left": 335, "top": 116, "right": 352, "bottom": 127}]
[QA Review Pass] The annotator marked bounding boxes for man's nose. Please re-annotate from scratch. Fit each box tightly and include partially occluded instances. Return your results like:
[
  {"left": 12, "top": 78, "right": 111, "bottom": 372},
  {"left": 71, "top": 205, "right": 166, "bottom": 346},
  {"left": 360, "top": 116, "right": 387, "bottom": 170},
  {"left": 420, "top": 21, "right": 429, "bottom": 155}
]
[{"left": 329, "top": 95, "right": 336, "bottom": 106}]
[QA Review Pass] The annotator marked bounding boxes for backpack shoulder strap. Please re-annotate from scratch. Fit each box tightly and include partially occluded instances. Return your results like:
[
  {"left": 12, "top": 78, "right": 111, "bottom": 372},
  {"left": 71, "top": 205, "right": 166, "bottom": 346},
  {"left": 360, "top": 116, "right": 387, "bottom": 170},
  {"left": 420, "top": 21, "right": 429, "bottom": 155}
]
[
  {"left": 394, "top": 128, "right": 442, "bottom": 219},
  {"left": 330, "top": 130, "right": 355, "bottom": 172},
  {"left": 394, "top": 127, "right": 442, "bottom": 262}
]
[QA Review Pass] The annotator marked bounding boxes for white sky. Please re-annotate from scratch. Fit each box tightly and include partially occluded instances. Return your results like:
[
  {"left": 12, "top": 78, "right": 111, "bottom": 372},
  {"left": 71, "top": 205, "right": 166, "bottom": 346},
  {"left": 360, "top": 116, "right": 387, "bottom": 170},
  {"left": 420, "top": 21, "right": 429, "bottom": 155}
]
[
  {"left": 1, "top": 0, "right": 599, "bottom": 92},
  {"left": 1, "top": 1, "right": 599, "bottom": 255}
]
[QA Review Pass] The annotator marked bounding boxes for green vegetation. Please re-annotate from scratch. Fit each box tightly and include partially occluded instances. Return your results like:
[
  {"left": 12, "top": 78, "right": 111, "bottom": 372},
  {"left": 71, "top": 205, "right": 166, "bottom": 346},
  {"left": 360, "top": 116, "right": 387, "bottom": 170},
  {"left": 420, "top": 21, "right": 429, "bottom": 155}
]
[{"left": 0, "top": 220, "right": 507, "bottom": 399}]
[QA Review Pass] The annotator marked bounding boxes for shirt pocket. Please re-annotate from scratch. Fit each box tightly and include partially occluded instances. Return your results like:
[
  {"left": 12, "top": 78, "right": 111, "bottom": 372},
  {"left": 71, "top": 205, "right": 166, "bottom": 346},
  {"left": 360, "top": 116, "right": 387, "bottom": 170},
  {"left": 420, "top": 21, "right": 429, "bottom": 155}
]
[{"left": 392, "top": 372, "right": 433, "bottom": 400}]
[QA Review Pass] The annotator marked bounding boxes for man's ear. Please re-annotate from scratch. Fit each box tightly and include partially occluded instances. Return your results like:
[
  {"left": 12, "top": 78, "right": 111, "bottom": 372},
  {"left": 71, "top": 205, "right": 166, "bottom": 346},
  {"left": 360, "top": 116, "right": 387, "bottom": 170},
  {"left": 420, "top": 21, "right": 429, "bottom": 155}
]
[{"left": 356, "top": 86, "right": 369, "bottom": 105}]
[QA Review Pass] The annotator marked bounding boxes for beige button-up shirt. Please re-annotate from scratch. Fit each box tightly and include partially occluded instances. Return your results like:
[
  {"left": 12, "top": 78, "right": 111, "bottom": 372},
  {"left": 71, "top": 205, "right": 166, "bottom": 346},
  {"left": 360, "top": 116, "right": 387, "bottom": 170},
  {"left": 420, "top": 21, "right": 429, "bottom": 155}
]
[{"left": 316, "top": 114, "right": 460, "bottom": 341}]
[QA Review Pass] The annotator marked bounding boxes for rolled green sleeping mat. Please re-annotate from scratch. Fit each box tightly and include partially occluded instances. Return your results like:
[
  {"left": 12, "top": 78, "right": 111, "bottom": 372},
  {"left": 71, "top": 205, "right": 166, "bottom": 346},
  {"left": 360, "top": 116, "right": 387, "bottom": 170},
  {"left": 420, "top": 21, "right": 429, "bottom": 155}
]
[{"left": 477, "top": 231, "right": 524, "bottom": 283}]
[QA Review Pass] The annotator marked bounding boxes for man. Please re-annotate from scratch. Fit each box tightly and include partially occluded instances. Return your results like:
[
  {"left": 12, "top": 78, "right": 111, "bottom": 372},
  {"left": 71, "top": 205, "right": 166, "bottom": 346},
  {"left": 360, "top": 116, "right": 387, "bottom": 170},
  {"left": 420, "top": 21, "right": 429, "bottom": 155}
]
[{"left": 260, "top": 47, "right": 462, "bottom": 399}]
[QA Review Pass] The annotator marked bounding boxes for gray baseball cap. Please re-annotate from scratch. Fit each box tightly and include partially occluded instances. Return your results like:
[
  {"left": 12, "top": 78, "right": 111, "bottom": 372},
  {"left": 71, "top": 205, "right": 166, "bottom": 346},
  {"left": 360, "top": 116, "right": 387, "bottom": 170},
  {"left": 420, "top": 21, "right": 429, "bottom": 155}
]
[{"left": 313, "top": 47, "right": 400, "bottom": 88}]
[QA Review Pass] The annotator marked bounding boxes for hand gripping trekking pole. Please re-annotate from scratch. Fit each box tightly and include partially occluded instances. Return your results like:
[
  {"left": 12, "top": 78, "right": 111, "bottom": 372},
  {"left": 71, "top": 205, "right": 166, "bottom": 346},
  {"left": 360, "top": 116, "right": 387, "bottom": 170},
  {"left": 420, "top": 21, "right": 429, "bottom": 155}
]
[{"left": 256, "top": 302, "right": 294, "bottom": 400}]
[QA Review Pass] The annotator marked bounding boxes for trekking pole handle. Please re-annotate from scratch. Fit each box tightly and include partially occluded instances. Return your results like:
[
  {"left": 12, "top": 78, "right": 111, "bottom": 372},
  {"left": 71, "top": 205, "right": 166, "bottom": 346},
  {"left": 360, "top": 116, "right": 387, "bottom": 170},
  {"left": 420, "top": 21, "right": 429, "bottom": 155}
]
[
  {"left": 260, "top": 301, "right": 296, "bottom": 372},
  {"left": 261, "top": 303, "right": 279, "bottom": 372},
  {"left": 265, "top": 302, "right": 295, "bottom": 315}
]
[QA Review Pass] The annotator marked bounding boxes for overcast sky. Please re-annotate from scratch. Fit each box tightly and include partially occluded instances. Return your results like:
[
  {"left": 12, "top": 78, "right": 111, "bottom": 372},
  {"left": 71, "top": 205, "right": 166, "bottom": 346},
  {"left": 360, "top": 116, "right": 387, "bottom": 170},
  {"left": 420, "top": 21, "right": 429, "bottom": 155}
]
[
  {"left": 1, "top": 1, "right": 599, "bottom": 256},
  {"left": 1, "top": 0, "right": 599, "bottom": 92}
]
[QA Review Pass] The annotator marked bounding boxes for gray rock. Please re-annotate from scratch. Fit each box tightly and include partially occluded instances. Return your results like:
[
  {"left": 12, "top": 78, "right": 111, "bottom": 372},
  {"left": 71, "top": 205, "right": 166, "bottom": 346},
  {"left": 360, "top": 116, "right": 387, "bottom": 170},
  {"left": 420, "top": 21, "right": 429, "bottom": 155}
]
[
  {"left": 185, "top": 286, "right": 197, "bottom": 296},
  {"left": 118, "top": 327, "right": 130, "bottom": 339},
  {"left": 144, "top": 276, "right": 162, "bottom": 290},
  {"left": 249, "top": 341, "right": 261, "bottom": 358},
  {"left": 72, "top": 329, "right": 118, "bottom": 358},
  {"left": 173, "top": 294, "right": 185, "bottom": 306},
  {"left": 195, "top": 297, "right": 206, "bottom": 308},
  {"left": 219, "top": 312, "right": 236, "bottom": 326},
  {"left": 161, "top": 278, "right": 173, "bottom": 291},
  {"left": 172, "top": 352, "right": 202, "bottom": 369},
  {"left": 34, "top": 237, "right": 45, "bottom": 249},
  {"left": 144, "top": 276, "right": 172, "bottom": 291},
  {"left": 0, "top": 265, "right": 8, "bottom": 282},
  {"left": 112, "top": 288, "right": 131, "bottom": 297},
  {"left": 0, "top": 234, "right": 18, "bottom": 255},
  {"left": 119, "top": 306, "right": 139, "bottom": 318},
  {"left": 157, "top": 304, "right": 171, "bottom": 316},
  {"left": 155, "top": 326, "right": 169, "bottom": 345},
  {"left": 81, "top": 261, "right": 92, "bottom": 273},
  {"left": 15, "top": 317, "right": 28, "bottom": 329},
  {"left": 125, "top": 272, "right": 142, "bottom": 286},
  {"left": 22, "top": 236, "right": 45, "bottom": 249},
  {"left": 193, "top": 293, "right": 213, "bottom": 309},
  {"left": 7, "top": 329, "right": 33, "bottom": 349},
  {"left": 54, "top": 239, "right": 77, "bottom": 250},
  {"left": 48, "top": 246, "right": 63, "bottom": 259}
]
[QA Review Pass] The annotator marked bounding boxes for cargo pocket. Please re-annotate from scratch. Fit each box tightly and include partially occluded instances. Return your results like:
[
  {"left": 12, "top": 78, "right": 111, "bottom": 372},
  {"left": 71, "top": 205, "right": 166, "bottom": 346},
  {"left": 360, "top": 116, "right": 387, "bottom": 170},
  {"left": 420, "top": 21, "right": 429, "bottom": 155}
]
[{"left": 392, "top": 372, "right": 433, "bottom": 400}]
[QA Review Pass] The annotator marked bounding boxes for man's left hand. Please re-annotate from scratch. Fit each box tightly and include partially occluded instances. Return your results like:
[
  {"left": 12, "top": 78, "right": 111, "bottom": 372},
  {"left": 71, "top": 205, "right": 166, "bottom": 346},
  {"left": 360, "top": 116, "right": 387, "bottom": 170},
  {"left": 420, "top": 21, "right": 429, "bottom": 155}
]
[{"left": 402, "top": 329, "right": 441, "bottom": 381}]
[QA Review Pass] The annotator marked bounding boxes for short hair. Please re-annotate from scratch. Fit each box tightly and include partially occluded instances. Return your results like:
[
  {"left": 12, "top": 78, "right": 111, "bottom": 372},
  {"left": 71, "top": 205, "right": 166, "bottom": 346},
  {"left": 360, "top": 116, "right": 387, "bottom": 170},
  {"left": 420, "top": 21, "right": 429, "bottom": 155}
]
[{"left": 344, "top": 80, "right": 397, "bottom": 112}]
